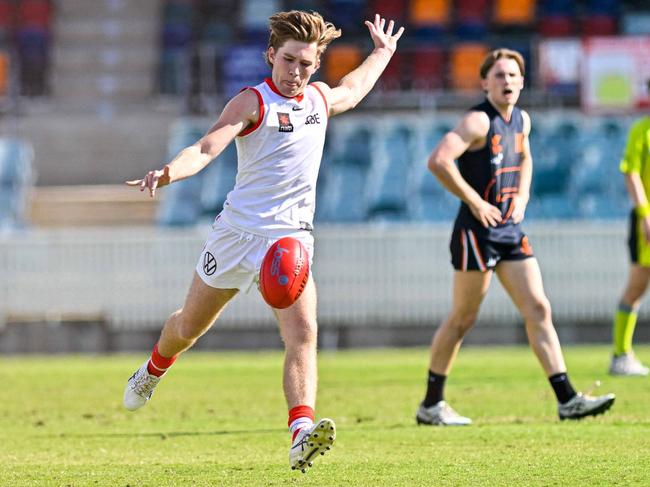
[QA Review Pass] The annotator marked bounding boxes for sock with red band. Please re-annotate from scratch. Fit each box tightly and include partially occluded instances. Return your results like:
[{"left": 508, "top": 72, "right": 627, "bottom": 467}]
[
  {"left": 288, "top": 405, "right": 314, "bottom": 441},
  {"left": 146, "top": 343, "right": 178, "bottom": 377}
]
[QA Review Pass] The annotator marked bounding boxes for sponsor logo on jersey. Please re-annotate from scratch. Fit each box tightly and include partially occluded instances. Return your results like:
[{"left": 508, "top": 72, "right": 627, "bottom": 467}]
[
  {"left": 292, "top": 105, "right": 304, "bottom": 111},
  {"left": 305, "top": 113, "right": 321, "bottom": 125},
  {"left": 277, "top": 112, "right": 294, "bottom": 132}
]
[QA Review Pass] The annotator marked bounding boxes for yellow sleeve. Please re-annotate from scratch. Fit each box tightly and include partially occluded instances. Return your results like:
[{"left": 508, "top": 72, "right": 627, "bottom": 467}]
[{"left": 620, "top": 119, "right": 648, "bottom": 174}]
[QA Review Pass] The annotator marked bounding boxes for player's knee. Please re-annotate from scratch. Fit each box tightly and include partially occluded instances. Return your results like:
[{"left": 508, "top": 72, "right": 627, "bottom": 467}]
[
  {"left": 524, "top": 298, "right": 551, "bottom": 323},
  {"left": 284, "top": 319, "right": 317, "bottom": 346},
  {"left": 449, "top": 311, "right": 479, "bottom": 335},
  {"left": 171, "top": 310, "right": 206, "bottom": 342}
]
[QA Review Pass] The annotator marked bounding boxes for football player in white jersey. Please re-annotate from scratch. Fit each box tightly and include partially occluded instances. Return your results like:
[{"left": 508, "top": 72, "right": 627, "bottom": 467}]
[{"left": 123, "top": 10, "right": 403, "bottom": 473}]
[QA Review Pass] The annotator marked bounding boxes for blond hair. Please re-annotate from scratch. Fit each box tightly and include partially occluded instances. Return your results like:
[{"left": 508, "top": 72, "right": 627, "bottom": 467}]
[
  {"left": 479, "top": 48, "right": 525, "bottom": 79},
  {"left": 264, "top": 10, "right": 341, "bottom": 67}
]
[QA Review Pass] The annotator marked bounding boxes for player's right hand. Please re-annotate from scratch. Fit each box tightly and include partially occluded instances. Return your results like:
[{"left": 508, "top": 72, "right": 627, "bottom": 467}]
[
  {"left": 470, "top": 199, "right": 502, "bottom": 228},
  {"left": 126, "top": 165, "right": 171, "bottom": 198}
]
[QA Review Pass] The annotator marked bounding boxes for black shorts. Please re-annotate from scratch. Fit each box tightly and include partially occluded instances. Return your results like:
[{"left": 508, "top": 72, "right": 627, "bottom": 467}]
[{"left": 450, "top": 226, "right": 534, "bottom": 271}]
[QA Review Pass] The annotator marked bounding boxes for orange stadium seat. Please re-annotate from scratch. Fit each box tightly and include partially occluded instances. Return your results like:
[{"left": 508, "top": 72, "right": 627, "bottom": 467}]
[
  {"left": 409, "top": 0, "right": 451, "bottom": 27},
  {"left": 323, "top": 44, "right": 362, "bottom": 86},
  {"left": 0, "top": 50, "right": 8, "bottom": 95},
  {"left": 493, "top": 0, "right": 536, "bottom": 26},
  {"left": 449, "top": 43, "right": 488, "bottom": 91}
]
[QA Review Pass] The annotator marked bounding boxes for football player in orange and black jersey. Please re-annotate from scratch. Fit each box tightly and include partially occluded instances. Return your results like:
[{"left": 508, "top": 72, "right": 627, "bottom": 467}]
[{"left": 415, "top": 48, "right": 615, "bottom": 426}]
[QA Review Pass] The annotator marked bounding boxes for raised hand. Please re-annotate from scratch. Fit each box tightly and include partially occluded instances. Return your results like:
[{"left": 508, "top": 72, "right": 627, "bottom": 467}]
[
  {"left": 364, "top": 13, "right": 404, "bottom": 54},
  {"left": 126, "top": 165, "right": 171, "bottom": 198}
]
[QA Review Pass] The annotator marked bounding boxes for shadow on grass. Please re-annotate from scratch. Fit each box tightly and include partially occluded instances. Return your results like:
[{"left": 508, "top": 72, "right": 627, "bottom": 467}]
[{"left": 52, "top": 428, "right": 286, "bottom": 439}]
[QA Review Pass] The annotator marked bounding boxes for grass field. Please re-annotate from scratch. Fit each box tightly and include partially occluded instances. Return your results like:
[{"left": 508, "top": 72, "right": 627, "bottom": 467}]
[{"left": 1, "top": 346, "right": 649, "bottom": 486}]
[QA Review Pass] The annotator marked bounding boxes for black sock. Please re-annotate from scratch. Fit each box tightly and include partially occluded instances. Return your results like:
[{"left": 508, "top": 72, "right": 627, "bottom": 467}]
[
  {"left": 423, "top": 370, "right": 447, "bottom": 408},
  {"left": 548, "top": 372, "right": 577, "bottom": 404}
]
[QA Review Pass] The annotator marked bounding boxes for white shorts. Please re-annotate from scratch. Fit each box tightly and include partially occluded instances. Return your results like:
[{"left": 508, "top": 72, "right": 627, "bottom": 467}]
[{"left": 195, "top": 217, "right": 315, "bottom": 292}]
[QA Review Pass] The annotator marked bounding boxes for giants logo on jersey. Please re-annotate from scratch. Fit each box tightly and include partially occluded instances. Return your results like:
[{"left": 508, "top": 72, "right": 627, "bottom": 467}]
[{"left": 277, "top": 112, "right": 294, "bottom": 132}]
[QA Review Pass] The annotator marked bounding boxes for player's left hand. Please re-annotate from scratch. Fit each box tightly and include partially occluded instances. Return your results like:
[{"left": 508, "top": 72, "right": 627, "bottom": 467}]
[
  {"left": 508, "top": 194, "right": 527, "bottom": 224},
  {"left": 364, "top": 14, "right": 404, "bottom": 54}
]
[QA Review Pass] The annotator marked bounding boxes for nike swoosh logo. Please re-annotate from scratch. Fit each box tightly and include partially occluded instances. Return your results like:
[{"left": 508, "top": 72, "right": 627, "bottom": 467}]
[{"left": 292, "top": 106, "right": 303, "bottom": 111}]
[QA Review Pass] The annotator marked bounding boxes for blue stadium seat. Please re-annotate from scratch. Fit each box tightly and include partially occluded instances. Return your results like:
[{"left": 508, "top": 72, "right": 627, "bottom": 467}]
[
  {"left": 317, "top": 126, "right": 373, "bottom": 222},
  {"left": 157, "top": 121, "right": 206, "bottom": 226},
  {"left": 200, "top": 141, "right": 238, "bottom": 216},
  {"left": 0, "top": 139, "right": 34, "bottom": 230},
  {"left": 367, "top": 126, "right": 415, "bottom": 222}
]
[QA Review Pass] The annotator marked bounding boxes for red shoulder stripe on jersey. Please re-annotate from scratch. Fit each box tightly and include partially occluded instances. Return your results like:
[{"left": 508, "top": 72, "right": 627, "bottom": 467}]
[
  {"left": 311, "top": 83, "right": 329, "bottom": 118},
  {"left": 238, "top": 87, "right": 264, "bottom": 137}
]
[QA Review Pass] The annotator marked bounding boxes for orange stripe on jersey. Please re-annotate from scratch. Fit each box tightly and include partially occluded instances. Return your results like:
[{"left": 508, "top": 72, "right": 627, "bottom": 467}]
[
  {"left": 484, "top": 178, "right": 496, "bottom": 200},
  {"left": 501, "top": 200, "right": 515, "bottom": 222},
  {"left": 238, "top": 87, "right": 265, "bottom": 137},
  {"left": 495, "top": 166, "right": 521, "bottom": 175},
  {"left": 515, "top": 133, "right": 524, "bottom": 153}
]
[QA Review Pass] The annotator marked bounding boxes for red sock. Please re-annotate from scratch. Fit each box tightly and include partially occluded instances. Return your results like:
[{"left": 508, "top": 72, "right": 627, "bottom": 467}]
[
  {"left": 147, "top": 343, "right": 178, "bottom": 377},
  {"left": 288, "top": 405, "right": 315, "bottom": 440}
]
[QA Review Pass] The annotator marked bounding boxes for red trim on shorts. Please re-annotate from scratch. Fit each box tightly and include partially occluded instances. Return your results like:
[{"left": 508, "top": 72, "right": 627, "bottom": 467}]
[
  {"left": 238, "top": 87, "right": 264, "bottom": 137},
  {"left": 265, "top": 77, "right": 304, "bottom": 102},
  {"left": 310, "top": 83, "right": 329, "bottom": 118}
]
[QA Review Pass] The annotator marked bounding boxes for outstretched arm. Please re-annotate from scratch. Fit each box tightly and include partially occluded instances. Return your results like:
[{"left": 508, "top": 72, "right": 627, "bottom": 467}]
[
  {"left": 428, "top": 111, "right": 503, "bottom": 228},
  {"left": 126, "top": 89, "right": 259, "bottom": 197},
  {"left": 313, "top": 14, "right": 404, "bottom": 117}
]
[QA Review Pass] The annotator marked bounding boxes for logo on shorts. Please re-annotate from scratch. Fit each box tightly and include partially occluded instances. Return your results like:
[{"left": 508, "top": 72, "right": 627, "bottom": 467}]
[
  {"left": 203, "top": 252, "right": 217, "bottom": 275},
  {"left": 277, "top": 112, "right": 294, "bottom": 132}
]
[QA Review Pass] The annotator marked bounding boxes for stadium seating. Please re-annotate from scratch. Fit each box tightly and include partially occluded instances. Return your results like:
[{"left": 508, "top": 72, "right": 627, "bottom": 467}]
[
  {"left": 153, "top": 112, "right": 633, "bottom": 227},
  {"left": 409, "top": 46, "right": 445, "bottom": 91},
  {"left": 0, "top": 139, "right": 35, "bottom": 230},
  {"left": 409, "top": 0, "right": 451, "bottom": 39},
  {"left": 493, "top": 0, "right": 536, "bottom": 30},
  {"left": 323, "top": 44, "right": 363, "bottom": 86},
  {"left": 449, "top": 43, "right": 488, "bottom": 91}
]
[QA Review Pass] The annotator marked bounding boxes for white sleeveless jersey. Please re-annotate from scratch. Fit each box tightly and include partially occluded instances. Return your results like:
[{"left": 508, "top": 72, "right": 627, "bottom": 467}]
[{"left": 219, "top": 78, "right": 329, "bottom": 237}]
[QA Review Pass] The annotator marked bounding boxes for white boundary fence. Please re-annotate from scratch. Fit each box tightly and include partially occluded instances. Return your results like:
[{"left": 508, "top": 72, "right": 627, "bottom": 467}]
[{"left": 0, "top": 221, "right": 633, "bottom": 331}]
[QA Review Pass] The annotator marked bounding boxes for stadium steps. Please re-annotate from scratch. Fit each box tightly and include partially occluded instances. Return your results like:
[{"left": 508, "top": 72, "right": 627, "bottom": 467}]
[
  {"left": 28, "top": 184, "right": 159, "bottom": 227},
  {"left": 52, "top": 0, "right": 160, "bottom": 105},
  {"left": 19, "top": 111, "right": 175, "bottom": 186}
]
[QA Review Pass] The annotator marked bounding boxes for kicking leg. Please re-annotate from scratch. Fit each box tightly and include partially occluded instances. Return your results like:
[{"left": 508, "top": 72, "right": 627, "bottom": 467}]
[{"left": 123, "top": 272, "right": 238, "bottom": 410}]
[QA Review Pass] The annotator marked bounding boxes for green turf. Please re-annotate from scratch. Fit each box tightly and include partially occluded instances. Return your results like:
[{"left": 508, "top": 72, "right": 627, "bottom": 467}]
[{"left": 1, "top": 346, "right": 649, "bottom": 486}]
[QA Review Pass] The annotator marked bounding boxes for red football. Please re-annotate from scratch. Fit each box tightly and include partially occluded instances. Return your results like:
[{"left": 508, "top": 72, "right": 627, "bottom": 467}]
[{"left": 259, "top": 237, "right": 310, "bottom": 309}]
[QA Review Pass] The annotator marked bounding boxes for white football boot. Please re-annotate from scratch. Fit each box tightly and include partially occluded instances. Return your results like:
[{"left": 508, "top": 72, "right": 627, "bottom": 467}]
[
  {"left": 123, "top": 360, "right": 161, "bottom": 411},
  {"left": 289, "top": 418, "right": 336, "bottom": 473},
  {"left": 558, "top": 392, "right": 615, "bottom": 420},
  {"left": 416, "top": 401, "right": 472, "bottom": 426},
  {"left": 609, "top": 353, "right": 649, "bottom": 377}
]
